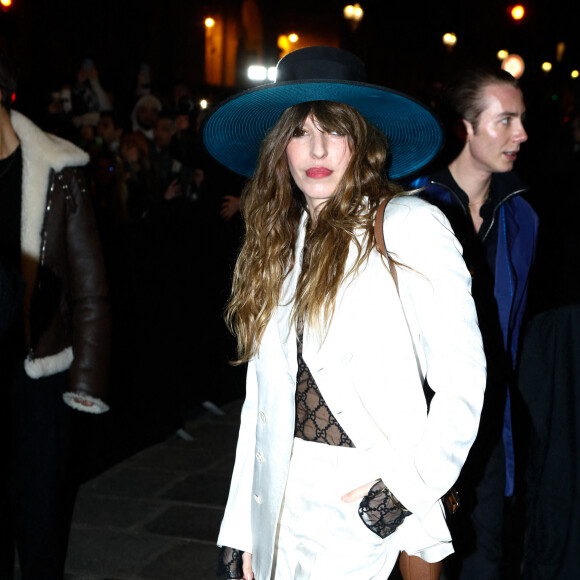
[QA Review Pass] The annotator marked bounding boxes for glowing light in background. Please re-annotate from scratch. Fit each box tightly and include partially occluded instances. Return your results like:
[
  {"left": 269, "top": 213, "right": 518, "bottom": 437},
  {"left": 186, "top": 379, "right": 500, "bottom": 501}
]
[
  {"left": 442, "top": 33, "right": 457, "bottom": 48},
  {"left": 246, "top": 66, "right": 277, "bottom": 82},
  {"left": 344, "top": 4, "right": 364, "bottom": 21},
  {"left": 248, "top": 65, "right": 268, "bottom": 81},
  {"left": 501, "top": 54, "right": 525, "bottom": 78},
  {"left": 510, "top": 5, "right": 525, "bottom": 20}
]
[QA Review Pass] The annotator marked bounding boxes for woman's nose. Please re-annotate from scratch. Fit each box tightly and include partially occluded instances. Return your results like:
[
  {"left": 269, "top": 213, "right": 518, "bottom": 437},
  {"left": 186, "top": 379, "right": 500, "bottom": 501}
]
[{"left": 310, "top": 132, "right": 328, "bottom": 158}]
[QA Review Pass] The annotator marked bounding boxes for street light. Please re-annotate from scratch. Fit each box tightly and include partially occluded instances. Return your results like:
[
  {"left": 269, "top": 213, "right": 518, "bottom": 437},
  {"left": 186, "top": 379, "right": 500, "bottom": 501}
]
[
  {"left": 344, "top": 4, "right": 364, "bottom": 21},
  {"left": 571, "top": 70, "right": 579, "bottom": 79},
  {"left": 509, "top": 5, "right": 525, "bottom": 20},
  {"left": 502, "top": 54, "right": 525, "bottom": 79},
  {"left": 442, "top": 33, "right": 457, "bottom": 52},
  {"left": 556, "top": 42, "right": 565, "bottom": 63},
  {"left": 344, "top": 3, "right": 364, "bottom": 30},
  {"left": 497, "top": 50, "right": 509, "bottom": 61},
  {"left": 278, "top": 33, "right": 299, "bottom": 59},
  {"left": 541, "top": 62, "right": 552, "bottom": 73},
  {"left": 204, "top": 15, "right": 223, "bottom": 86}
]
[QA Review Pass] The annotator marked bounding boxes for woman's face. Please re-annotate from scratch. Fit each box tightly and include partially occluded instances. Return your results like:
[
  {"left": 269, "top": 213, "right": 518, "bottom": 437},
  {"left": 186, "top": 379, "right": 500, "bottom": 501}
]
[
  {"left": 120, "top": 142, "right": 139, "bottom": 164},
  {"left": 286, "top": 114, "right": 352, "bottom": 216}
]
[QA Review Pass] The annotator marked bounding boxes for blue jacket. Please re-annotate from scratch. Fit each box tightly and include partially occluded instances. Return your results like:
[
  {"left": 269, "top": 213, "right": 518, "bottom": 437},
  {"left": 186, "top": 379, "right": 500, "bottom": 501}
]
[{"left": 411, "top": 169, "right": 538, "bottom": 495}]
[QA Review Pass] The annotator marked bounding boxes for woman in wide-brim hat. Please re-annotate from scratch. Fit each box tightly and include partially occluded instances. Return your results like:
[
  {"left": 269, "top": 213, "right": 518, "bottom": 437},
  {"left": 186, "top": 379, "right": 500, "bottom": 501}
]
[{"left": 205, "top": 46, "right": 486, "bottom": 580}]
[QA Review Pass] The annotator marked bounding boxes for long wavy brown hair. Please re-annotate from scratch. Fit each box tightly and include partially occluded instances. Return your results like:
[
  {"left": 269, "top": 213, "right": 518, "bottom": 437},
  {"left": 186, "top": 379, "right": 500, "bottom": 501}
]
[{"left": 225, "top": 100, "right": 403, "bottom": 363}]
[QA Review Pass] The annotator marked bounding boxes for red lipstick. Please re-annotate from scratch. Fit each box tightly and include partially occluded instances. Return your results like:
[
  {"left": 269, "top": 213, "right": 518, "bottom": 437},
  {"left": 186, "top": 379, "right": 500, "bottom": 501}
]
[{"left": 306, "top": 167, "right": 332, "bottom": 178}]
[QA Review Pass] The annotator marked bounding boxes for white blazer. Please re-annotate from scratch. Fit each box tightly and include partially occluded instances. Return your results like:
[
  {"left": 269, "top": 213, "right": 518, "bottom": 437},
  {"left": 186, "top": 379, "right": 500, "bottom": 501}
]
[{"left": 218, "top": 196, "right": 486, "bottom": 576}]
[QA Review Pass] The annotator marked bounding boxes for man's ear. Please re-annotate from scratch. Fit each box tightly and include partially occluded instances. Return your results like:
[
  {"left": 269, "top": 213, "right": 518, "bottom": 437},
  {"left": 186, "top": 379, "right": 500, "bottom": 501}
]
[{"left": 453, "top": 119, "right": 470, "bottom": 143}]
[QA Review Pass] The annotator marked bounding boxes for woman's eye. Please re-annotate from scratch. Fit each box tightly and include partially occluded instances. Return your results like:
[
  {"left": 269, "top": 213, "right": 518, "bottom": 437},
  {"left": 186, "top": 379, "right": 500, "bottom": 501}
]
[{"left": 292, "top": 128, "right": 307, "bottom": 137}]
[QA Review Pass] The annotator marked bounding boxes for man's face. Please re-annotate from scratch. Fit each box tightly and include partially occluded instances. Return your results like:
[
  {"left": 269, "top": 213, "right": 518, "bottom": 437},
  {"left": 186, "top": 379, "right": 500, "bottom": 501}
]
[
  {"left": 154, "top": 117, "right": 174, "bottom": 148},
  {"left": 464, "top": 83, "right": 528, "bottom": 174},
  {"left": 137, "top": 104, "right": 159, "bottom": 130},
  {"left": 97, "top": 116, "right": 118, "bottom": 145}
]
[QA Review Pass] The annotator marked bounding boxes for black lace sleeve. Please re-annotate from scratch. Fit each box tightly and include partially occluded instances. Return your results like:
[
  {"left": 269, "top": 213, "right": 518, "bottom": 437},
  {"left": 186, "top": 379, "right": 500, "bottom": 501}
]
[
  {"left": 217, "top": 546, "right": 244, "bottom": 579},
  {"left": 358, "top": 479, "right": 411, "bottom": 539}
]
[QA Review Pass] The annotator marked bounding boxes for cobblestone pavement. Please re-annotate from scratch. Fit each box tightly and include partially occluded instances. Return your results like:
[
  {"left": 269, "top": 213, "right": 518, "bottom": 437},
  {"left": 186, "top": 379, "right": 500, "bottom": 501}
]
[{"left": 63, "top": 400, "right": 243, "bottom": 580}]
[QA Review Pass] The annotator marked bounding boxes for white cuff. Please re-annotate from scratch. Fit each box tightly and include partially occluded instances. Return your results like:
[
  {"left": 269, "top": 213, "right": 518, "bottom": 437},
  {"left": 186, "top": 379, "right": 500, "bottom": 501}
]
[{"left": 62, "top": 392, "right": 109, "bottom": 414}]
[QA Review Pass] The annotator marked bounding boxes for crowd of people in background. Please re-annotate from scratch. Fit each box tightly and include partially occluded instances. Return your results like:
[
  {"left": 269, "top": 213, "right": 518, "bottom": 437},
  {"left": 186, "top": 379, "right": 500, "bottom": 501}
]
[{"left": 32, "top": 58, "right": 249, "bottom": 474}]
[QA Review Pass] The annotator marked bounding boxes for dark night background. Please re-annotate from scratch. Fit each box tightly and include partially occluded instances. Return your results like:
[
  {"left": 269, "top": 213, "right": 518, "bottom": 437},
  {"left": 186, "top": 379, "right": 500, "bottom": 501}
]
[{"left": 1, "top": 0, "right": 579, "bottom": 115}]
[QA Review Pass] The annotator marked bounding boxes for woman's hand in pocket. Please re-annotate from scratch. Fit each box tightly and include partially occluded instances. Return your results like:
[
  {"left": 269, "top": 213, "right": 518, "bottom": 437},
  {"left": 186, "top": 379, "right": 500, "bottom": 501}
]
[{"left": 341, "top": 479, "right": 379, "bottom": 503}]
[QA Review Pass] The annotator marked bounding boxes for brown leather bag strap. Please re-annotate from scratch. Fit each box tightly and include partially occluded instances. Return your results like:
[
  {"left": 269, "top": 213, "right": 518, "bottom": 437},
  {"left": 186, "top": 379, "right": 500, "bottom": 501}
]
[
  {"left": 399, "top": 551, "right": 442, "bottom": 580},
  {"left": 374, "top": 198, "right": 399, "bottom": 292}
]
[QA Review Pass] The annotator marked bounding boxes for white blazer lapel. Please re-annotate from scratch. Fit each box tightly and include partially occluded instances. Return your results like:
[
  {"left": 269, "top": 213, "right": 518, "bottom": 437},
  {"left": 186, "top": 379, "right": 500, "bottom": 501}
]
[{"left": 276, "top": 212, "right": 308, "bottom": 379}]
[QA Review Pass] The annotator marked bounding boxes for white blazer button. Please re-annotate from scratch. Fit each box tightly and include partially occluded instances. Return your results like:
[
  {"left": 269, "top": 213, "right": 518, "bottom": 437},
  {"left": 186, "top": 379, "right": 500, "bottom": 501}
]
[
  {"left": 253, "top": 494, "right": 262, "bottom": 504},
  {"left": 256, "top": 452, "right": 264, "bottom": 463},
  {"left": 259, "top": 411, "right": 267, "bottom": 422}
]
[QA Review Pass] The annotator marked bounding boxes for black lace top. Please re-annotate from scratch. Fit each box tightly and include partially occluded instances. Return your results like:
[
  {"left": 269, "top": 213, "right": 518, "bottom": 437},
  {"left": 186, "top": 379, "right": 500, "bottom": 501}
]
[{"left": 294, "top": 328, "right": 354, "bottom": 446}]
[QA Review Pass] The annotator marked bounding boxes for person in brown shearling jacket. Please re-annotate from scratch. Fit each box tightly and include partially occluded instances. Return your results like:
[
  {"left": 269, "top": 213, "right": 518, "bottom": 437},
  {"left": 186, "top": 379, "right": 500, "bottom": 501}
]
[{"left": 0, "top": 50, "right": 110, "bottom": 579}]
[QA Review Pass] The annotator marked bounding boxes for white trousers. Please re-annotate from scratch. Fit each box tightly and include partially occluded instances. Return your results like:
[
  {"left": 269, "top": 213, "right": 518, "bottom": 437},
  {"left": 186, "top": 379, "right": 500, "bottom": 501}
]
[{"left": 271, "top": 438, "right": 402, "bottom": 579}]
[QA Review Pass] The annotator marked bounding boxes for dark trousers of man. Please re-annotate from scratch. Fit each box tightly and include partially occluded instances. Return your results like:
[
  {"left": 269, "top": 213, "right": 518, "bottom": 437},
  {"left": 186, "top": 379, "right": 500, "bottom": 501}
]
[
  {"left": 444, "top": 377, "right": 507, "bottom": 580},
  {"left": 0, "top": 364, "right": 76, "bottom": 580},
  {"left": 446, "top": 437, "right": 506, "bottom": 580}
]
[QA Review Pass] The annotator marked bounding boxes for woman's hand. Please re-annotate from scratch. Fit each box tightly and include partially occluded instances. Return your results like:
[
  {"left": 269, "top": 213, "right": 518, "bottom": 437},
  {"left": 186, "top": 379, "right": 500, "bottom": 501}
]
[
  {"left": 341, "top": 479, "right": 379, "bottom": 503},
  {"left": 236, "top": 552, "right": 253, "bottom": 580}
]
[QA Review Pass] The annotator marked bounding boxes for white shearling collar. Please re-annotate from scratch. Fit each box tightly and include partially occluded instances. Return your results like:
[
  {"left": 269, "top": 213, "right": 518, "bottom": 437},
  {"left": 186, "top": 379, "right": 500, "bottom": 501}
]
[{"left": 10, "top": 110, "right": 89, "bottom": 263}]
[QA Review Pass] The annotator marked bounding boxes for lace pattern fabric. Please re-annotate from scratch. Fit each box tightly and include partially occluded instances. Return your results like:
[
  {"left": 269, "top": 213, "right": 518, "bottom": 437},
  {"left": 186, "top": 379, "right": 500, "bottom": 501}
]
[
  {"left": 358, "top": 479, "right": 411, "bottom": 538},
  {"left": 217, "top": 546, "right": 244, "bottom": 579},
  {"left": 294, "top": 329, "right": 354, "bottom": 447}
]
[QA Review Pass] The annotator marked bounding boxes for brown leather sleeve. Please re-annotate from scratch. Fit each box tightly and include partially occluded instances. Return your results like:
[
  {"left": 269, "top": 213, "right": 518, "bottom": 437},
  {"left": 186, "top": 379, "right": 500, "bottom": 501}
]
[{"left": 63, "top": 167, "right": 111, "bottom": 401}]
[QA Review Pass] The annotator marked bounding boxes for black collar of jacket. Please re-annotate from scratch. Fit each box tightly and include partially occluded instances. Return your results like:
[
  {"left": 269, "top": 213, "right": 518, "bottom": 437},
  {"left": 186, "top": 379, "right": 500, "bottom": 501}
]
[{"left": 429, "top": 167, "right": 528, "bottom": 212}]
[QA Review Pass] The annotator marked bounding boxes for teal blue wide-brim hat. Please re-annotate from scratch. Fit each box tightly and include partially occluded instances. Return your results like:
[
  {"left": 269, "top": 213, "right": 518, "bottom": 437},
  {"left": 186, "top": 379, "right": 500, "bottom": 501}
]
[{"left": 203, "top": 46, "right": 443, "bottom": 180}]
